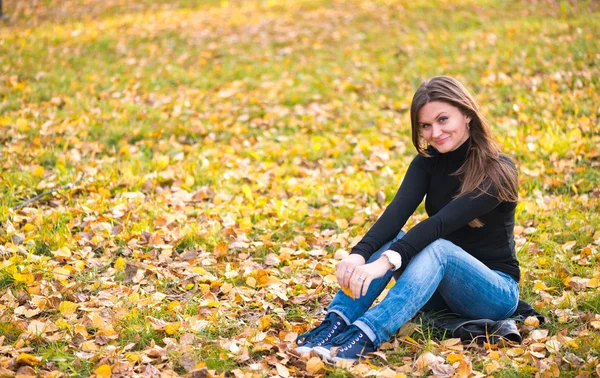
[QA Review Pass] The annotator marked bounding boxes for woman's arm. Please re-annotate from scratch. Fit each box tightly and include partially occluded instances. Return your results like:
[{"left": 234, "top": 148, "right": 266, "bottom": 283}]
[
  {"left": 388, "top": 183, "right": 504, "bottom": 267},
  {"left": 349, "top": 154, "right": 431, "bottom": 261}
]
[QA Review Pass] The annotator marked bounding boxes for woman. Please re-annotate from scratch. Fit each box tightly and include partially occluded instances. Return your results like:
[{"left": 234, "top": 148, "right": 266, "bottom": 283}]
[{"left": 295, "top": 76, "right": 520, "bottom": 361}]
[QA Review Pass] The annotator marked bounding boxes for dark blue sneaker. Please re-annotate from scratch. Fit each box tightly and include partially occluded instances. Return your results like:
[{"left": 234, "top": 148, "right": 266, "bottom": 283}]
[
  {"left": 294, "top": 312, "right": 348, "bottom": 354},
  {"left": 314, "top": 325, "right": 376, "bottom": 361}
]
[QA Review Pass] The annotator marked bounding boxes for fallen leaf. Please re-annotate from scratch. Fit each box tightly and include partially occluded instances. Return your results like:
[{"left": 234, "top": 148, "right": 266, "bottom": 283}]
[
  {"left": 306, "top": 357, "right": 324, "bottom": 374},
  {"left": 275, "top": 363, "right": 290, "bottom": 377},
  {"left": 58, "top": 301, "right": 79, "bottom": 317},
  {"left": 16, "top": 353, "right": 41, "bottom": 367}
]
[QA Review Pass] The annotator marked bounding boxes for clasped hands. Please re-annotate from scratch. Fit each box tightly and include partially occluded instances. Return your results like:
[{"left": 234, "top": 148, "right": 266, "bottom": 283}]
[{"left": 336, "top": 253, "right": 394, "bottom": 299}]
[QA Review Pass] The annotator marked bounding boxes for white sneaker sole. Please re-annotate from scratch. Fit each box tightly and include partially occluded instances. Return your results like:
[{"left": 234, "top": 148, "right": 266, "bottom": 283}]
[
  {"left": 294, "top": 345, "right": 313, "bottom": 354},
  {"left": 314, "top": 346, "right": 362, "bottom": 362},
  {"left": 312, "top": 346, "right": 332, "bottom": 361}
]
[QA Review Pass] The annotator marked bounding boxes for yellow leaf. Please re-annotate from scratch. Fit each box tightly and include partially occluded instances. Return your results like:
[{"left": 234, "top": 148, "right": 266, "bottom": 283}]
[
  {"left": 246, "top": 276, "right": 257, "bottom": 288},
  {"left": 587, "top": 277, "right": 600, "bottom": 288},
  {"left": 164, "top": 322, "right": 181, "bottom": 335},
  {"left": 447, "top": 353, "right": 463, "bottom": 363},
  {"left": 82, "top": 341, "right": 99, "bottom": 351},
  {"left": 125, "top": 352, "right": 142, "bottom": 363},
  {"left": 341, "top": 286, "right": 354, "bottom": 298},
  {"left": 335, "top": 218, "right": 349, "bottom": 229},
  {"left": 13, "top": 273, "right": 34, "bottom": 284},
  {"left": 192, "top": 266, "right": 210, "bottom": 275},
  {"left": 185, "top": 174, "right": 195, "bottom": 187},
  {"left": 58, "top": 301, "right": 79, "bottom": 317},
  {"left": 524, "top": 316, "right": 540, "bottom": 327},
  {"left": 535, "top": 257, "right": 549, "bottom": 267},
  {"left": 241, "top": 184, "right": 254, "bottom": 202},
  {"left": 156, "top": 155, "right": 170, "bottom": 168},
  {"left": 53, "top": 247, "right": 72, "bottom": 260},
  {"left": 16, "top": 353, "right": 41, "bottom": 366},
  {"left": 306, "top": 357, "right": 324, "bottom": 374},
  {"left": 32, "top": 166, "right": 45, "bottom": 178},
  {"left": 52, "top": 267, "right": 71, "bottom": 280},
  {"left": 92, "top": 312, "right": 107, "bottom": 329},
  {"left": 194, "top": 361, "right": 207, "bottom": 369},
  {"left": 119, "top": 145, "right": 130, "bottom": 156},
  {"left": 168, "top": 301, "right": 181, "bottom": 311},
  {"left": 94, "top": 364, "right": 112, "bottom": 377},
  {"left": 200, "top": 300, "right": 220, "bottom": 308},
  {"left": 486, "top": 361, "right": 501, "bottom": 374},
  {"left": 259, "top": 315, "right": 271, "bottom": 331},
  {"left": 22, "top": 223, "right": 36, "bottom": 232},
  {"left": 533, "top": 280, "right": 554, "bottom": 292},
  {"left": 114, "top": 257, "right": 126, "bottom": 271},
  {"left": 506, "top": 347, "right": 524, "bottom": 357}
]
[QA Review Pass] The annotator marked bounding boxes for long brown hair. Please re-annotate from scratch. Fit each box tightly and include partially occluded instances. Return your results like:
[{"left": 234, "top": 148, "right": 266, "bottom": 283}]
[{"left": 410, "top": 76, "right": 518, "bottom": 227}]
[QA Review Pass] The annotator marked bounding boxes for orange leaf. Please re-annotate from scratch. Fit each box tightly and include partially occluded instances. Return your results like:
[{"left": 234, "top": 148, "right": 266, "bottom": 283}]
[
  {"left": 305, "top": 357, "right": 324, "bottom": 374},
  {"left": 214, "top": 241, "right": 228, "bottom": 258}
]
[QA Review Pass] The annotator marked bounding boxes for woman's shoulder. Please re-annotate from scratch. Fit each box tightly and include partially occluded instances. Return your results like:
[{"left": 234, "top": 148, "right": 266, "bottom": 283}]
[
  {"left": 497, "top": 153, "right": 517, "bottom": 170},
  {"left": 410, "top": 147, "right": 438, "bottom": 172}
]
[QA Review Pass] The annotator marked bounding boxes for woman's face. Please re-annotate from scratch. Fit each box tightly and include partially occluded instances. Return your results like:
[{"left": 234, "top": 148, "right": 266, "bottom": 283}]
[{"left": 418, "top": 101, "right": 471, "bottom": 153}]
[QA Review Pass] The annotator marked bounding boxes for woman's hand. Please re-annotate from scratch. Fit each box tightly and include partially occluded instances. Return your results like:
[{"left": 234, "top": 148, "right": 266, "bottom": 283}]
[
  {"left": 336, "top": 254, "right": 366, "bottom": 290},
  {"left": 348, "top": 257, "right": 394, "bottom": 299}
]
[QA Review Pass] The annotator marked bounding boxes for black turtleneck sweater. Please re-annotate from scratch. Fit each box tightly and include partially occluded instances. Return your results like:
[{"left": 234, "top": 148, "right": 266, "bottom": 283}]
[{"left": 350, "top": 139, "right": 520, "bottom": 282}]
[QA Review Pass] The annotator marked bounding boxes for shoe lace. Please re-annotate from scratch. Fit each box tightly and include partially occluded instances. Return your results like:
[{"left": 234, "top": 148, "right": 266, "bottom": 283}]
[
  {"left": 331, "top": 325, "right": 365, "bottom": 350},
  {"left": 296, "top": 315, "right": 341, "bottom": 346}
]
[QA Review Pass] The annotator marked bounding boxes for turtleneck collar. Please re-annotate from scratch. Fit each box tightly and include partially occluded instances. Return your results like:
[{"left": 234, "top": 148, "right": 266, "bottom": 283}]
[{"left": 437, "top": 137, "right": 471, "bottom": 161}]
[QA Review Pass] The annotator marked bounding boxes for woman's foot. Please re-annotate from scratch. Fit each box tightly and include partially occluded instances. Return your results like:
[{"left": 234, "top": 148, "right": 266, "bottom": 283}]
[
  {"left": 294, "top": 312, "right": 348, "bottom": 354},
  {"left": 313, "top": 325, "right": 376, "bottom": 362}
]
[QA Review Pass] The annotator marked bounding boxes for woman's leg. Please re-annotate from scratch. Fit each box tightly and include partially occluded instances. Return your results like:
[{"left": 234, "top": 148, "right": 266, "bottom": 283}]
[
  {"left": 354, "top": 239, "right": 520, "bottom": 346},
  {"left": 327, "top": 230, "right": 406, "bottom": 325}
]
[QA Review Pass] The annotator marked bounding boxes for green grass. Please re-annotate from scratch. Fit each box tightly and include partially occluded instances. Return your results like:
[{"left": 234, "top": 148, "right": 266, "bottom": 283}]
[
  {"left": 0, "top": 322, "right": 24, "bottom": 344},
  {"left": 117, "top": 309, "right": 168, "bottom": 351},
  {"left": 199, "top": 345, "right": 239, "bottom": 373},
  {"left": 1, "top": 0, "right": 599, "bottom": 376},
  {"left": 0, "top": 269, "right": 17, "bottom": 291}
]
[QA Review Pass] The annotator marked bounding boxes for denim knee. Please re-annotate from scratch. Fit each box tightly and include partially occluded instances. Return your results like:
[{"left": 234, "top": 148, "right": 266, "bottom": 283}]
[{"left": 418, "top": 239, "right": 453, "bottom": 265}]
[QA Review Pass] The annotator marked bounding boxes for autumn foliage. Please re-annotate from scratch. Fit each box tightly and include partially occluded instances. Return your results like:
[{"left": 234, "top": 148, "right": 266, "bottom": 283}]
[{"left": 0, "top": 0, "right": 599, "bottom": 377}]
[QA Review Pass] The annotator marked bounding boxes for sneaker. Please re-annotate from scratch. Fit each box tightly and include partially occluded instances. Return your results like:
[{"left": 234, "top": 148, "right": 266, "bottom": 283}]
[
  {"left": 313, "top": 325, "right": 376, "bottom": 362},
  {"left": 294, "top": 312, "right": 348, "bottom": 354}
]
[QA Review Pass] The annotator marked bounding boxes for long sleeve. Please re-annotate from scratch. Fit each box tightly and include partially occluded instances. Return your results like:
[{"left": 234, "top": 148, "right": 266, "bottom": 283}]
[
  {"left": 388, "top": 185, "right": 502, "bottom": 266},
  {"left": 349, "top": 155, "right": 430, "bottom": 261}
]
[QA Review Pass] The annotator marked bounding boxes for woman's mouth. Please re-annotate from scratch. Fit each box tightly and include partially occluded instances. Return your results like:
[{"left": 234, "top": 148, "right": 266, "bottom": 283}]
[{"left": 434, "top": 136, "right": 449, "bottom": 144}]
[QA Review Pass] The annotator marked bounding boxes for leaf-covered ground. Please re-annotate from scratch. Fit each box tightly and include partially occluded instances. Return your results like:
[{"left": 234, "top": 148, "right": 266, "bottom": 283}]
[{"left": 1, "top": 0, "right": 599, "bottom": 376}]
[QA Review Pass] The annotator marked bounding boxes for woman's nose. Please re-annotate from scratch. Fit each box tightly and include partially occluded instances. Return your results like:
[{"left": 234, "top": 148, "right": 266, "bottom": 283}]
[{"left": 432, "top": 124, "right": 443, "bottom": 138}]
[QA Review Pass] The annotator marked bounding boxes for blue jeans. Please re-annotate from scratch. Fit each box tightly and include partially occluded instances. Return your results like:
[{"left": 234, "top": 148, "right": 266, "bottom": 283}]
[{"left": 328, "top": 230, "right": 520, "bottom": 346}]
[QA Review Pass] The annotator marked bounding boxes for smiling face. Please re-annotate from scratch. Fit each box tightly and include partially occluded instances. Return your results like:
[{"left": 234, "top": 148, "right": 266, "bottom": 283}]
[{"left": 418, "top": 101, "right": 471, "bottom": 153}]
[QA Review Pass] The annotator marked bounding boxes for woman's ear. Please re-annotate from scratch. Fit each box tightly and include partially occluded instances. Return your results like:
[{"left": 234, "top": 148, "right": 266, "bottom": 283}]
[{"left": 465, "top": 114, "right": 472, "bottom": 123}]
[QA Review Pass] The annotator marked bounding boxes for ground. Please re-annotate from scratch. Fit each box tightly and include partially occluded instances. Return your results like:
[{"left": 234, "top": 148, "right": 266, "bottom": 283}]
[{"left": 0, "top": 0, "right": 599, "bottom": 377}]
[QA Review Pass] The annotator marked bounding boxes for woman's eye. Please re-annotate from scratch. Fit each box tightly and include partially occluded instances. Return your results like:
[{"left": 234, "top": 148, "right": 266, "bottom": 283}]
[
  {"left": 420, "top": 124, "right": 430, "bottom": 129},
  {"left": 439, "top": 117, "right": 448, "bottom": 122}
]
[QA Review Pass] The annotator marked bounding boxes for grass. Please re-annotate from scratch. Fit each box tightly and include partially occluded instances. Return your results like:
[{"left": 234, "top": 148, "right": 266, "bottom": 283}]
[
  {"left": 0, "top": 321, "right": 24, "bottom": 344},
  {"left": 0, "top": 0, "right": 599, "bottom": 376},
  {"left": 117, "top": 309, "right": 169, "bottom": 351}
]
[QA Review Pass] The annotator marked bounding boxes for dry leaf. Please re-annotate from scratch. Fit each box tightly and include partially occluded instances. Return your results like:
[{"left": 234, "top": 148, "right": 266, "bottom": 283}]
[
  {"left": 275, "top": 363, "right": 290, "bottom": 377},
  {"left": 306, "top": 357, "right": 324, "bottom": 374},
  {"left": 58, "top": 301, "right": 79, "bottom": 317},
  {"left": 15, "top": 353, "right": 41, "bottom": 367}
]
